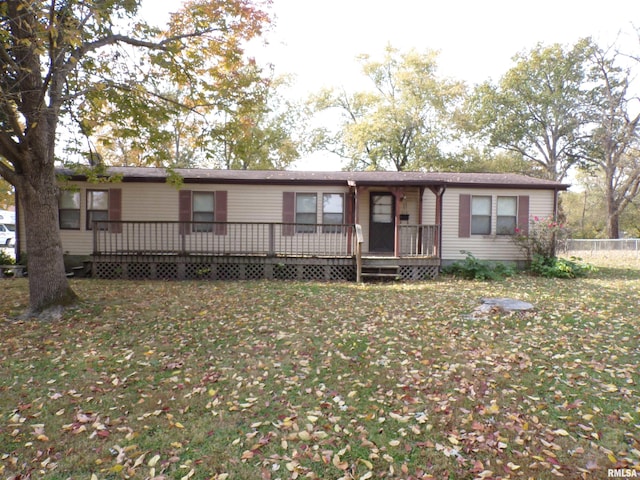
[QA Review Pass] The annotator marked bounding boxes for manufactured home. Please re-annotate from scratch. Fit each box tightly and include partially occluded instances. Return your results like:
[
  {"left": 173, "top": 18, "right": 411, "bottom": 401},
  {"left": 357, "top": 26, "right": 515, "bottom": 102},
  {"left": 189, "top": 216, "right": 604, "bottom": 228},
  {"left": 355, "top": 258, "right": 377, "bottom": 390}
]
[{"left": 18, "top": 167, "right": 568, "bottom": 281}]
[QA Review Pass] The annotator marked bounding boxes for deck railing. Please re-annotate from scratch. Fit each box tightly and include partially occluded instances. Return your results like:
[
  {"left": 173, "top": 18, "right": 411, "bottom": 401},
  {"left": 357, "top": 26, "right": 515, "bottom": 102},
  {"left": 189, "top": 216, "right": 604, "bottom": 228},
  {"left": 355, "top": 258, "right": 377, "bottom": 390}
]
[
  {"left": 399, "top": 224, "right": 439, "bottom": 257},
  {"left": 92, "top": 221, "right": 358, "bottom": 257},
  {"left": 92, "top": 221, "right": 441, "bottom": 259}
]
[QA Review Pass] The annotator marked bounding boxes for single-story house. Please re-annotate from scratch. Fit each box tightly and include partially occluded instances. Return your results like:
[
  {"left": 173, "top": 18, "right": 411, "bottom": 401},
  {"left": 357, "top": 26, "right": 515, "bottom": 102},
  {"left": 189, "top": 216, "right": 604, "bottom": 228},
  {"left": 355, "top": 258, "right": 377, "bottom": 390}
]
[{"left": 18, "top": 167, "right": 568, "bottom": 281}]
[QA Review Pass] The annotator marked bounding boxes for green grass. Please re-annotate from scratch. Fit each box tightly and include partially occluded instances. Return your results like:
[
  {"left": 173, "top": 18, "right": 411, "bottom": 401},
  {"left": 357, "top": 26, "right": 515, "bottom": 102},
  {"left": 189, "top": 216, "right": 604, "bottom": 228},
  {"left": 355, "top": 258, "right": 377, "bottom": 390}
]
[{"left": 1, "top": 257, "right": 639, "bottom": 479}]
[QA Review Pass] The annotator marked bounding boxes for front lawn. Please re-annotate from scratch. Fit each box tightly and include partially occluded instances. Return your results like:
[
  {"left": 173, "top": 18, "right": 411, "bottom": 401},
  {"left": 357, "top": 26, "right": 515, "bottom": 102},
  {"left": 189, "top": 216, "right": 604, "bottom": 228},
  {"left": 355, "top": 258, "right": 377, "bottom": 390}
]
[{"left": 1, "top": 259, "right": 638, "bottom": 479}]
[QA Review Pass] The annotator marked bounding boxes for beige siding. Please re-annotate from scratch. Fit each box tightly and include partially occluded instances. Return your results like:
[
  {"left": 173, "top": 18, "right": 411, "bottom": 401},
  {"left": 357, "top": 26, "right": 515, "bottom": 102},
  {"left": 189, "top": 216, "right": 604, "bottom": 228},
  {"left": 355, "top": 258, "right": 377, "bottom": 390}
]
[
  {"left": 402, "top": 189, "right": 420, "bottom": 224},
  {"left": 226, "top": 185, "right": 351, "bottom": 255},
  {"left": 227, "top": 184, "right": 347, "bottom": 223},
  {"left": 421, "top": 189, "right": 437, "bottom": 225},
  {"left": 123, "top": 182, "right": 178, "bottom": 221},
  {"left": 54, "top": 182, "right": 180, "bottom": 256},
  {"left": 441, "top": 188, "right": 556, "bottom": 261},
  {"left": 55, "top": 181, "right": 351, "bottom": 256},
  {"left": 41, "top": 179, "right": 557, "bottom": 262}
]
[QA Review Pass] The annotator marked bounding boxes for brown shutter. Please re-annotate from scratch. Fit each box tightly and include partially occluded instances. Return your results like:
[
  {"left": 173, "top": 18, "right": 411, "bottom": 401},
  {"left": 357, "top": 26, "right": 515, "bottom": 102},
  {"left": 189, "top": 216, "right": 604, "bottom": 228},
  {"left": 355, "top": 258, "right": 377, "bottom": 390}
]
[
  {"left": 214, "top": 190, "right": 227, "bottom": 236},
  {"left": 179, "top": 190, "right": 192, "bottom": 235},
  {"left": 282, "top": 191, "right": 295, "bottom": 236},
  {"left": 109, "top": 188, "right": 122, "bottom": 234},
  {"left": 458, "top": 194, "right": 471, "bottom": 238},
  {"left": 518, "top": 195, "right": 530, "bottom": 235}
]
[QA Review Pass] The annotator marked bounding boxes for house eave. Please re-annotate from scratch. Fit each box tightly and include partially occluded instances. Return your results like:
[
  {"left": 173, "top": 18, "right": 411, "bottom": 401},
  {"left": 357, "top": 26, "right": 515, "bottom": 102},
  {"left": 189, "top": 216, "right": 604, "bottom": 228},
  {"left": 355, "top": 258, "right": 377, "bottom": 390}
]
[
  {"left": 56, "top": 167, "right": 569, "bottom": 191},
  {"left": 442, "top": 181, "right": 570, "bottom": 191}
]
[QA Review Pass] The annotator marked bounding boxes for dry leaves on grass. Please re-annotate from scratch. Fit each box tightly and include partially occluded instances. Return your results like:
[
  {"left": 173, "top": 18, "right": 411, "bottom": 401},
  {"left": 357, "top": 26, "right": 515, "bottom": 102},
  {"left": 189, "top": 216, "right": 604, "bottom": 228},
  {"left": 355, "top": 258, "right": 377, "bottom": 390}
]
[{"left": 0, "top": 263, "right": 638, "bottom": 479}]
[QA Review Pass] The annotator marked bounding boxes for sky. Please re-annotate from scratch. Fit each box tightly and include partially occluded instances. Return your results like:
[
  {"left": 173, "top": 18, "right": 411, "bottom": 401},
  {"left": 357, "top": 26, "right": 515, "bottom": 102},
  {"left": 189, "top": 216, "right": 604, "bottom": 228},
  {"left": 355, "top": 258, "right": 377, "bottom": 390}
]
[
  {"left": 141, "top": 0, "right": 640, "bottom": 169},
  {"left": 255, "top": 0, "right": 638, "bottom": 94}
]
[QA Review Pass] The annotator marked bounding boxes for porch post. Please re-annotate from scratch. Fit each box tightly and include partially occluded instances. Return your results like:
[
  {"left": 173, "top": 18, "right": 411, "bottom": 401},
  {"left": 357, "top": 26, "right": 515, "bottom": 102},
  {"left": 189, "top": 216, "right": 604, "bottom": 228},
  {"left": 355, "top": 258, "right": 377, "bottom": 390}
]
[
  {"left": 354, "top": 185, "right": 363, "bottom": 224},
  {"left": 428, "top": 186, "right": 445, "bottom": 258},
  {"left": 418, "top": 187, "right": 424, "bottom": 255},
  {"left": 268, "top": 223, "right": 275, "bottom": 256},
  {"left": 347, "top": 181, "right": 356, "bottom": 256},
  {"left": 92, "top": 226, "right": 98, "bottom": 255},
  {"left": 390, "top": 188, "right": 404, "bottom": 257}
]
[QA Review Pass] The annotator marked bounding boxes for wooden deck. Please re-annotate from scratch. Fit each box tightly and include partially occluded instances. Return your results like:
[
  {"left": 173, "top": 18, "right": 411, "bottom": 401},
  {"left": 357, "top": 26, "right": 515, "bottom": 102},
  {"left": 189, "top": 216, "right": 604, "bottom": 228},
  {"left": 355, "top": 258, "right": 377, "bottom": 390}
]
[{"left": 90, "top": 221, "right": 440, "bottom": 281}]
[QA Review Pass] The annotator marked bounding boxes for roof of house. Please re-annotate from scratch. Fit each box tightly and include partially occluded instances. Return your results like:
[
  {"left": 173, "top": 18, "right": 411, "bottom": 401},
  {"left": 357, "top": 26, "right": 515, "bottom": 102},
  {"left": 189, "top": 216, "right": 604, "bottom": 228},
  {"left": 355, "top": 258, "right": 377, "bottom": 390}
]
[{"left": 58, "top": 166, "right": 570, "bottom": 190}]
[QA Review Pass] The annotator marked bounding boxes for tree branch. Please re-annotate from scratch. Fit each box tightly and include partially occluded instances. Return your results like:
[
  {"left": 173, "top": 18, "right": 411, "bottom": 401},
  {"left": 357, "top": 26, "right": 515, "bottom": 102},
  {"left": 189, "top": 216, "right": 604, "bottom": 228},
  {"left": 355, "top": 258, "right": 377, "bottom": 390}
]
[
  {"left": 0, "top": 94, "right": 26, "bottom": 144},
  {"left": 0, "top": 144, "right": 19, "bottom": 185},
  {"left": 72, "top": 27, "right": 224, "bottom": 63}
]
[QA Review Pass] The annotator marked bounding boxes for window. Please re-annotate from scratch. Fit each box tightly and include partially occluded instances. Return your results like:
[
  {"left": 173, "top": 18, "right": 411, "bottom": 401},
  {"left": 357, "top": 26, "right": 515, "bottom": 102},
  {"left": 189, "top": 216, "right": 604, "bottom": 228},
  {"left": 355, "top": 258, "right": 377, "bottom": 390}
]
[
  {"left": 87, "top": 190, "right": 108, "bottom": 230},
  {"left": 322, "top": 193, "right": 344, "bottom": 233},
  {"left": 59, "top": 190, "right": 80, "bottom": 230},
  {"left": 296, "top": 193, "right": 317, "bottom": 233},
  {"left": 371, "top": 194, "right": 393, "bottom": 224},
  {"left": 192, "top": 192, "right": 215, "bottom": 233},
  {"left": 496, "top": 196, "right": 517, "bottom": 235},
  {"left": 471, "top": 196, "right": 491, "bottom": 235}
]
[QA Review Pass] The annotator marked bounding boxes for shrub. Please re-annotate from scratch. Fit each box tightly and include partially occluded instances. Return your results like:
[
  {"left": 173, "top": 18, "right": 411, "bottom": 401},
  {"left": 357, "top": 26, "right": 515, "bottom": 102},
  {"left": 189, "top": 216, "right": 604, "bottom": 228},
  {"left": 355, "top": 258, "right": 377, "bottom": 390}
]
[
  {"left": 0, "top": 250, "right": 15, "bottom": 265},
  {"left": 530, "top": 254, "right": 596, "bottom": 279},
  {"left": 442, "top": 251, "right": 514, "bottom": 281},
  {"left": 512, "top": 215, "right": 567, "bottom": 261},
  {"left": 511, "top": 216, "right": 595, "bottom": 278}
]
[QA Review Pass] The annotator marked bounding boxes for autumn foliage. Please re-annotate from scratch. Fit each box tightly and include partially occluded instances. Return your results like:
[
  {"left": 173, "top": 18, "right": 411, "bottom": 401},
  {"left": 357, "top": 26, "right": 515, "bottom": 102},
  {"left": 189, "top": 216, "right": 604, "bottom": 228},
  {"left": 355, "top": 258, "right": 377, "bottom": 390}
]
[{"left": 1, "top": 260, "right": 638, "bottom": 479}]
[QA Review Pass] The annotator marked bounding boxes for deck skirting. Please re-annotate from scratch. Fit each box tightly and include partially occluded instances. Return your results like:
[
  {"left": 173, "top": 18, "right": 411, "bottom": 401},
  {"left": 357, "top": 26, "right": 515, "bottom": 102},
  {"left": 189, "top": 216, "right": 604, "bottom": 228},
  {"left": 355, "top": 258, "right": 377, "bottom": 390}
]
[
  {"left": 90, "top": 254, "right": 440, "bottom": 282},
  {"left": 91, "top": 254, "right": 357, "bottom": 281}
]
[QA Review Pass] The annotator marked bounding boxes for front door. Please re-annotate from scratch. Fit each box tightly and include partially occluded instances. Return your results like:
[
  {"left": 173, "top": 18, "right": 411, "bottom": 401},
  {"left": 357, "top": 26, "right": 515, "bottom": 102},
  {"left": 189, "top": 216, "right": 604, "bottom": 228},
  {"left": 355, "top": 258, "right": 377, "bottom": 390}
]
[{"left": 369, "top": 192, "right": 395, "bottom": 253}]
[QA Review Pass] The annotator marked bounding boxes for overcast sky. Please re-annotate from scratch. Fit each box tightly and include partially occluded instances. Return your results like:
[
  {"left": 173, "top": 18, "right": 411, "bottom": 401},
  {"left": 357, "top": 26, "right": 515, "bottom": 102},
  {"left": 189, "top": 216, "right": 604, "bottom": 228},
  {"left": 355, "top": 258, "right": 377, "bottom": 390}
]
[
  {"left": 144, "top": 0, "right": 638, "bottom": 91},
  {"left": 141, "top": 0, "right": 639, "bottom": 169},
  {"left": 277, "top": 1, "right": 638, "bottom": 94}
]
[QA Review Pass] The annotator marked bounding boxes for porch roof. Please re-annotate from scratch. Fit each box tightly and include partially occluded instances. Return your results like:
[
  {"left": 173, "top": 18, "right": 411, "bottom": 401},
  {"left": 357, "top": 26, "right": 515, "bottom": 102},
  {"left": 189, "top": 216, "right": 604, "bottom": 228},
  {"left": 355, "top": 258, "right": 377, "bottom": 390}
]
[{"left": 58, "top": 166, "right": 569, "bottom": 190}]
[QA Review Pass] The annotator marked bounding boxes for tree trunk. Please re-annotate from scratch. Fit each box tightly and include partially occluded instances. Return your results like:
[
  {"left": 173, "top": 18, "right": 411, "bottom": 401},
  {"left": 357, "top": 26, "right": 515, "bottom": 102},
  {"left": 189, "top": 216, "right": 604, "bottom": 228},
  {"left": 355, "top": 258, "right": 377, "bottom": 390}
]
[
  {"left": 606, "top": 208, "right": 620, "bottom": 239},
  {"left": 604, "top": 167, "right": 621, "bottom": 239},
  {"left": 605, "top": 185, "right": 620, "bottom": 238},
  {"left": 16, "top": 165, "right": 77, "bottom": 316}
]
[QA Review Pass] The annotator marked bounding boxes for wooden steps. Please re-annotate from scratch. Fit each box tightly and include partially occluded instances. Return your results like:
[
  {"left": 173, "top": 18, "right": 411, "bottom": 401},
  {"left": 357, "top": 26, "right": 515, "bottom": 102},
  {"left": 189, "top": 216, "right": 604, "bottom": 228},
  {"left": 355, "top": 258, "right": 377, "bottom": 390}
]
[{"left": 361, "top": 257, "right": 400, "bottom": 281}]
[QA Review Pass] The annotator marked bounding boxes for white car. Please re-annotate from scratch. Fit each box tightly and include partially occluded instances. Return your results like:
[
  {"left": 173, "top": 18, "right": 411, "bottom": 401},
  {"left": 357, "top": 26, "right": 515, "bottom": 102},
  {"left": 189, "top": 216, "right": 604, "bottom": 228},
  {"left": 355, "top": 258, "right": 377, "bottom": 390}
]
[{"left": 0, "top": 223, "right": 16, "bottom": 247}]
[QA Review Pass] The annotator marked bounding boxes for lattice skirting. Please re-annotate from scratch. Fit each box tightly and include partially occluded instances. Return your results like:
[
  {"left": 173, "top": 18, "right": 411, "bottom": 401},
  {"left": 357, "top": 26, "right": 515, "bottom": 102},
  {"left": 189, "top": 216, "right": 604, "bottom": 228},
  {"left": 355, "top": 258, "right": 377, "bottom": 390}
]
[
  {"left": 92, "top": 256, "right": 357, "bottom": 282},
  {"left": 399, "top": 265, "right": 439, "bottom": 280}
]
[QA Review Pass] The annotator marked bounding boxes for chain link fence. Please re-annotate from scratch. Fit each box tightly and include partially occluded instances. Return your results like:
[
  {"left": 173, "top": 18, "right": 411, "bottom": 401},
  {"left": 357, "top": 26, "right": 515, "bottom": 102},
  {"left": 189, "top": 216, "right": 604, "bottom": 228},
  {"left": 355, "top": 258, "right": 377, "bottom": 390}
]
[{"left": 562, "top": 238, "right": 640, "bottom": 259}]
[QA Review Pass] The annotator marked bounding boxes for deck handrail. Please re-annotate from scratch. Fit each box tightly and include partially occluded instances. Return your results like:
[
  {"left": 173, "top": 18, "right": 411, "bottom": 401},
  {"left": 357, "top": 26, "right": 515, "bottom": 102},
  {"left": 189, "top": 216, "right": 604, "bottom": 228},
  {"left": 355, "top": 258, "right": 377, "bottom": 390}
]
[
  {"left": 398, "top": 224, "right": 439, "bottom": 257},
  {"left": 92, "top": 221, "right": 358, "bottom": 258},
  {"left": 92, "top": 221, "right": 440, "bottom": 259}
]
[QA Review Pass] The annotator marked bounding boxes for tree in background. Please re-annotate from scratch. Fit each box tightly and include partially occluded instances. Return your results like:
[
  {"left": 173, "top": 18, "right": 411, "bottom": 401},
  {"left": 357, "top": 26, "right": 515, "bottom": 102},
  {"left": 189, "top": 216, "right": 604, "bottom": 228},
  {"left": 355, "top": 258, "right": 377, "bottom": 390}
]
[
  {"left": 562, "top": 173, "right": 640, "bottom": 239},
  {"left": 86, "top": 60, "right": 303, "bottom": 170},
  {"left": 0, "top": 0, "right": 271, "bottom": 316},
  {"left": 205, "top": 75, "right": 303, "bottom": 170},
  {"left": 466, "top": 40, "right": 592, "bottom": 181},
  {"left": 580, "top": 44, "right": 640, "bottom": 238},
  {"left": 452, "top": 147, "right": 543, "bottom": 176},
  {"left": 309, "top": 46, "right": 465, "bottom": 171},
  {"left": 465, "top": 36, "right": 640, "bottom": 239},
  {"left": 561, "top": 172, "right": 609, "bottom": 239},
  {"left": 73, "top": 1, "right": 293, "bottom": 170}
]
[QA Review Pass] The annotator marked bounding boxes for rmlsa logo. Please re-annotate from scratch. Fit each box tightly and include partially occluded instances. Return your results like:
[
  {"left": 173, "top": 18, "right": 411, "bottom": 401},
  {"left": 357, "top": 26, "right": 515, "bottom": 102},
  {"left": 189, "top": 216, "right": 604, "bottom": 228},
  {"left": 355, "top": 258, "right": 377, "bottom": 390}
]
[{"left": 608, "top": 469, "right": 639, "bottom": 478}]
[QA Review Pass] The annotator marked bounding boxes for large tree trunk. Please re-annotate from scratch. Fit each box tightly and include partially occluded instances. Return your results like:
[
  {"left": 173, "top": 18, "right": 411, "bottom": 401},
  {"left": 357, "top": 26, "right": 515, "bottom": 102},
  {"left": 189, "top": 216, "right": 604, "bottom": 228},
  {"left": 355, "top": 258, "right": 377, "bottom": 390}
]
[
  {"left": 606, "top": 207, "right": 620, "bottom": 239},
  {"left": 16, "top": 163, "right": 77, "bottom": 316},
  {"left": 605, "top": 168, "right": 621, "bottom": 239}
]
